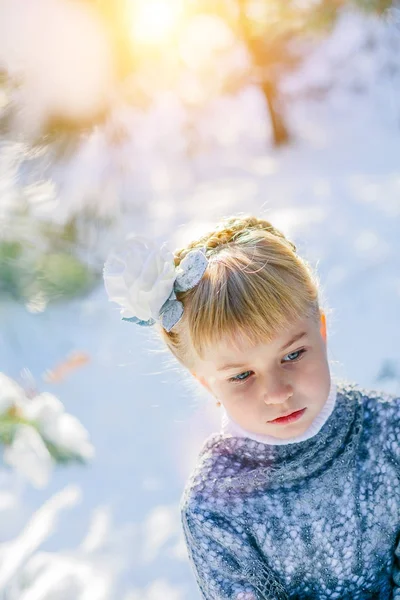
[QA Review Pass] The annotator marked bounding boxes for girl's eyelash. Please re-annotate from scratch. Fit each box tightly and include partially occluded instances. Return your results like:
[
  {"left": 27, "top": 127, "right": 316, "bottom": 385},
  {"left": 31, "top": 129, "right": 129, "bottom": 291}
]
[
  {"left": 228, "top": 370, "right": 253, "bottom": 385},
  {"left": 228, "top": 348, "right": 307, "bottom": 385},
  {"left": 283, "top": 348, "right": 307, "bottom": 363}
]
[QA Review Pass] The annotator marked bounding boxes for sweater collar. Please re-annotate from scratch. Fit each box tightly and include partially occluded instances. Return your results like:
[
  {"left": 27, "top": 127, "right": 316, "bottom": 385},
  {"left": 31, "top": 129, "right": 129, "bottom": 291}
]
[
  {"left": 220, "top": 379, "right": 338, "bottom": 445},
  {"left": 200, "top": 380, "right": 363, "bottom": 494}
]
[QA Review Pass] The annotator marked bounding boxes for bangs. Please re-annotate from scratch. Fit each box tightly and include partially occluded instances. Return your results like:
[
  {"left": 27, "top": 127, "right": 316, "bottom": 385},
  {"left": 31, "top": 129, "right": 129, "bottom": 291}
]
[{"left": 186, "top": 249, "right": 319, "bottom": 359}]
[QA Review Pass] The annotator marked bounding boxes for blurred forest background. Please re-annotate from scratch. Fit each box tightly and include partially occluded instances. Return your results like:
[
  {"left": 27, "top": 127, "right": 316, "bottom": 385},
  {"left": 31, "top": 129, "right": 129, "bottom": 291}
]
[{"left": 0, "top": 0, "right": 400, "bottom": 598}]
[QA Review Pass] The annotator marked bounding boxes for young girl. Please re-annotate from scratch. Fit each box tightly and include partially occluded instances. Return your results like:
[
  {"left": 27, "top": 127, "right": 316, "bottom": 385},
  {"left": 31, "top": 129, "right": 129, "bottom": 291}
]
[{"left": 104, "top": 214, "right": 400, "bottom": 599}]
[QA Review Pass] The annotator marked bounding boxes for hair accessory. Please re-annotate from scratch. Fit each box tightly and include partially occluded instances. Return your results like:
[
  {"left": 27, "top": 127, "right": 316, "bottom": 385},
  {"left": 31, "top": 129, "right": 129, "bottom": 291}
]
[{"left": 103, "top": 234, "right": 208, "bottom": 332}]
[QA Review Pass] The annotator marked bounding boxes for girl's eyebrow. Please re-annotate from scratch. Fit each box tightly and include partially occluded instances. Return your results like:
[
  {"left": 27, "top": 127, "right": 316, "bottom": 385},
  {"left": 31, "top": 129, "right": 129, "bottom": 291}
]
[
  {"left": 217, "top": 331, "right": 308, "bottom": 372},
  {"left": 217, "top": 361, "right": 248, "bottom": 372},
  {"left": 280, "top": 330, "right": 307, "bottom": 352}
]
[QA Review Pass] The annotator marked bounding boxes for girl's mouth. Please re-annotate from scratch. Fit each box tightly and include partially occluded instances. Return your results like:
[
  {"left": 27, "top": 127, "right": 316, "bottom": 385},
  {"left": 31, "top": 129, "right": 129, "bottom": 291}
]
[{"left": 268, "top": 407, "right": 307, "bottom": 425}]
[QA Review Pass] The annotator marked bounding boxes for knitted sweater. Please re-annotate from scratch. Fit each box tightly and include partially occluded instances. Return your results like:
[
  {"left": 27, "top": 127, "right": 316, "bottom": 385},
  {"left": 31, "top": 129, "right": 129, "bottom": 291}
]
[{"left": 179, "top": 380, "right": 400, "bottom": 599}]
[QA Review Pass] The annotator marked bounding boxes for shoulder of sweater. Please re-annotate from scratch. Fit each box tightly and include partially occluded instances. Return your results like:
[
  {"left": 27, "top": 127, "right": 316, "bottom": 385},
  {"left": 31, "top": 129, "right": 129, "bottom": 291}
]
[
  {"left": 337, "top": 379, "right": 400, "bottom": 441},
  {"left": 336, "top": 378, "right": 400, "bottom": 412},
  {"left": 179, "top": 427, "right": 301, "bottom": 514},
  {"left": 179, "top": 432, "right": 233, "bottom": 506}
]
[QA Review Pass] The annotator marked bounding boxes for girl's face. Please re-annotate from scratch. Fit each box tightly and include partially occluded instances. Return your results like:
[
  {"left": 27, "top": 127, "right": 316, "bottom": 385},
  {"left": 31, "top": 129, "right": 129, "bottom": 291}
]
[{"left": 193, "top": 312, "right": 331, "bottom": 440}]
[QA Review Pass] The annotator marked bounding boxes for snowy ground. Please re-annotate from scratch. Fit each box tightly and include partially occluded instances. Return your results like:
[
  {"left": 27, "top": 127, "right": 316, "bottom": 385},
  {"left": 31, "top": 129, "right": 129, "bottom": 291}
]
[{"left": 0, "top": 10, "right": 400, "bottom": 599}]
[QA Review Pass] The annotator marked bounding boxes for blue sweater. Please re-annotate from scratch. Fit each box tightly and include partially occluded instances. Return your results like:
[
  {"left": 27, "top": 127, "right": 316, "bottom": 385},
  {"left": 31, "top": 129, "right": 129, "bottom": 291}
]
[{"left": 180, "top": 381, "right": 400, "bottom": 599}]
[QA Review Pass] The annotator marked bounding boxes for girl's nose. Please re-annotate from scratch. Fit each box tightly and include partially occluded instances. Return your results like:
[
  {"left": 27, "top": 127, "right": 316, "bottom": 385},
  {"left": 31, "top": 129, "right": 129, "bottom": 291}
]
[{"left": 262, "top": 378, "right": 293, "bottom": 405}]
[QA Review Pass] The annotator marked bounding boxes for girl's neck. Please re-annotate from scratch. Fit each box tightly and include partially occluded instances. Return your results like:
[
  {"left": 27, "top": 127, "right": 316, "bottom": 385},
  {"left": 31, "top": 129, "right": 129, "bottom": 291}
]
[{"left": 220, "top": 379, "right": 337, "bottom": 446}]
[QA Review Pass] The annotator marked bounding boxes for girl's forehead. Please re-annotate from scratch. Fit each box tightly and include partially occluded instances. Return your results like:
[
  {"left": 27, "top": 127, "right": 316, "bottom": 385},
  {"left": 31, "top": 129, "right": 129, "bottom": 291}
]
[
  {"left": 231, "top": 315, "right": 311, "bottom": 347},
  {"left": 200, "top": 315, "right": 315, "bottom": 366}
]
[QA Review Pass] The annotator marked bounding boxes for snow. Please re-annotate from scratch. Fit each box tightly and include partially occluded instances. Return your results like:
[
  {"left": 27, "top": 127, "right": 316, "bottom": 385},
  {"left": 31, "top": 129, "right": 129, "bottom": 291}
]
[{"left": 0, "top": 6, "right": 400, "bottom": 599}]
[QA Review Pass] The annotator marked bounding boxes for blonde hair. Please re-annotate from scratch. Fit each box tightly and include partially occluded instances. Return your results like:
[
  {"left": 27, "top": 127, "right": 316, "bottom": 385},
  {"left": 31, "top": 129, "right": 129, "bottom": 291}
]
[{"left": 157, "top": 214, "right": 323, "bottom": 371}]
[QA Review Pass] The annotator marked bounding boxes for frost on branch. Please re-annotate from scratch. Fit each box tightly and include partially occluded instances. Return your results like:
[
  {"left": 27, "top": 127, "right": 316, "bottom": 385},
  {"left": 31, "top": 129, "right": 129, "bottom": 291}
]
[{"left": 0, "top": 373, "right": 94, "bottom": 488}]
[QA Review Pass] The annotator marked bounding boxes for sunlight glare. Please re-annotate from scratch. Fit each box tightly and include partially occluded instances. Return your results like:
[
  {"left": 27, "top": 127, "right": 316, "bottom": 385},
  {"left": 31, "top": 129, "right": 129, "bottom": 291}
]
[
  {"left": 128, "top": 0, "right": 183, "bottom": 45},
  {"left": 179, "top": 15, "right": 234, "bottom": 70}
]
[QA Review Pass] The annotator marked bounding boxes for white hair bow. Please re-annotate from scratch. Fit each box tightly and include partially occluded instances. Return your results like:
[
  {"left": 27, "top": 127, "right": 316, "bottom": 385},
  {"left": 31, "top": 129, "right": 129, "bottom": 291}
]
[{"left": 103, "top": 234, "right": 208, "bottom": 332}]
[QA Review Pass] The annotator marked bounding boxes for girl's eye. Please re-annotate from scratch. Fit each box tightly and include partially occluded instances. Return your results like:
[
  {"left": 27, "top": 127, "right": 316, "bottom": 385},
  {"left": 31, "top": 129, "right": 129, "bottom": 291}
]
[
  {"left": 283, "top": 348, "right": 307, "bottom": 363},
  {"left": 228, "top": 349, "right": 307, "bottom": 385},
  {"left": 228, "top": 370, "right": 253, "bottom": 385}
]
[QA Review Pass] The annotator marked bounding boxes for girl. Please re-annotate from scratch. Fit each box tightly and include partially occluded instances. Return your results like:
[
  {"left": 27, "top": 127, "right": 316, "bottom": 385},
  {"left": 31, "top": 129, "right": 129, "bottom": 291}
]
[{"left": 104, "top": 214, "right": 400, "bottom": 599}]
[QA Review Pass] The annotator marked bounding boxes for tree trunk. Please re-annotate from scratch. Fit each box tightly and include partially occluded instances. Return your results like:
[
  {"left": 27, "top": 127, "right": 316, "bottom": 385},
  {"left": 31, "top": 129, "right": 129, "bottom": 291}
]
[
  {"left": 261, "top": 79, "right": 290, "bottom": 146},
  {"left": 237, "top": 0, "right": 291, "bottom": 148}
]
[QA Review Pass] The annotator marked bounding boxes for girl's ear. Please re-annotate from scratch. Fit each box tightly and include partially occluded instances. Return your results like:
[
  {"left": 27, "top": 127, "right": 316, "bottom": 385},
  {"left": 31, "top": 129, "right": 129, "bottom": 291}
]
[{"left": 320, "top": 311, "right": 327, "bottom": 342}]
